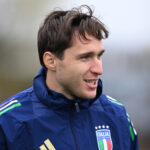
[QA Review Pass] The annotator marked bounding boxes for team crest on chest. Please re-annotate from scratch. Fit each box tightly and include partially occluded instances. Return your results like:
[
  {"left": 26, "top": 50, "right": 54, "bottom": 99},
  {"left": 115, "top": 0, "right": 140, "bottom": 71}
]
[{"left": 95, "top": 125, "right": 113, "bottom": 150}]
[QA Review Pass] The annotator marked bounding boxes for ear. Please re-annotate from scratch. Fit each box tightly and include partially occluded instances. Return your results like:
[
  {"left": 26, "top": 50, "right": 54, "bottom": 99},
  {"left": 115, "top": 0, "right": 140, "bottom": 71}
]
[{"left": 43, "top": 51, "right": 56, "bottom": 71}]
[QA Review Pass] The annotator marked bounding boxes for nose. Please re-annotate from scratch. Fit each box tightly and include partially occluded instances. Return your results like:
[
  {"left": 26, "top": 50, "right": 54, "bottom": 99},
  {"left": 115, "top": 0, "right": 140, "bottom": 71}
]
[{"left": 90, "top": 58, "right": 103, "bottom": 75}]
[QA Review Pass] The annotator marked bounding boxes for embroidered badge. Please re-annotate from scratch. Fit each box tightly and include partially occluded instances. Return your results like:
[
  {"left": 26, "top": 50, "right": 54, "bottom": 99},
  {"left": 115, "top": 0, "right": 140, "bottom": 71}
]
[{"left": 95, "top": 125, "right": 113, "bottom": 150}]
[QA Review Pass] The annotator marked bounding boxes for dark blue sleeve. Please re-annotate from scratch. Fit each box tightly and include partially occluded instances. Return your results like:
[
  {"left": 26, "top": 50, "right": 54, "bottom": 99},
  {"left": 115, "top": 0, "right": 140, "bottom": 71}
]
[
  {"left": 127, "top": 115, "right": 139, "bottom": 150},
  {"left": 0, "top": 125, "right": 7, "bottom": 150}
]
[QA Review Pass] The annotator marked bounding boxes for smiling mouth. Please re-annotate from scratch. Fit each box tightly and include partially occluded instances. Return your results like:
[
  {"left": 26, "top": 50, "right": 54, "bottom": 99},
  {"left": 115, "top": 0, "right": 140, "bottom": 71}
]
[
  {"left": 84, "top": 79, "right": 97, "bottom": 85},
  {"left": 84, "top": 79, "right": 98, "bottom": 88}
]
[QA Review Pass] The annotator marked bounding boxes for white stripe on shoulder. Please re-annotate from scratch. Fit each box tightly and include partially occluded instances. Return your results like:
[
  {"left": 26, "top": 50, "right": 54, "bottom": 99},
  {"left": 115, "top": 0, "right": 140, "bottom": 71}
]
[
  {"left": 0, "top": 100, "right": 18, "bottom": 111},
  {"left": 106, "top": 95, "right": 117, "bottom": 101},
  {"left": 106, "top": 95, "right": 123, "bottom": 106}
]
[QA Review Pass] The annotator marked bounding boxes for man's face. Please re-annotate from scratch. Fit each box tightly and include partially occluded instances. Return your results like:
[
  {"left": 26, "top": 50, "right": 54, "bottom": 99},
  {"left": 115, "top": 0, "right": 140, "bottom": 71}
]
[{"left": 54, "top": 35, "right": 105, "bottom": 100}]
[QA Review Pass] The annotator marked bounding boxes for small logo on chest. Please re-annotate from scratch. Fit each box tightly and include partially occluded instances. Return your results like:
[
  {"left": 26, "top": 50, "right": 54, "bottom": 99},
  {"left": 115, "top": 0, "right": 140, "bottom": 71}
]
[
  {"left": 95, "top": 125, "right": 113, "bottom": 150},
  {"left": 39, "top": 139, "right": 55, "bottom": 150}
]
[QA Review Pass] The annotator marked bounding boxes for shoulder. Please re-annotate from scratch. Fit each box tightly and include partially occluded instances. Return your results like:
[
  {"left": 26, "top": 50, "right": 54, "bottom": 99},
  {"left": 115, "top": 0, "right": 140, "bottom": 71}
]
[
  {"left": 0, "top": 86, "right": 35, "bottom": 119},
  {"left": 98, "top": 94, "right": 127, "bottom": 117},
  {"left": 102, "top": 94, "right": 124, "bottom": 108}
]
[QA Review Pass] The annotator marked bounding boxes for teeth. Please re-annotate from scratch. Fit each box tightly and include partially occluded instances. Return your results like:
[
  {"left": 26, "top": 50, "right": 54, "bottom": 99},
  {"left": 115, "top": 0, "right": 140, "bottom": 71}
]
[{"left": 85, "top": 80, "right": 96, "bottom": 84}]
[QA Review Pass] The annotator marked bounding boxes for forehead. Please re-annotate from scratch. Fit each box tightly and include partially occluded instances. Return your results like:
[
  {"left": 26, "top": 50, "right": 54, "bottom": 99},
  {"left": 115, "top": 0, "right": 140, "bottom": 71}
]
[{"left": 68, "top": 34, "right": 104, "bottom": 54}]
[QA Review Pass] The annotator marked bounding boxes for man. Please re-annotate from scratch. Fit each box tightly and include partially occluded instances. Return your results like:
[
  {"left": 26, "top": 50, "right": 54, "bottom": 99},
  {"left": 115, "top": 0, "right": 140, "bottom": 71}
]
[{"left": 0, "top": 5, "right": 138, "bottom": 150}]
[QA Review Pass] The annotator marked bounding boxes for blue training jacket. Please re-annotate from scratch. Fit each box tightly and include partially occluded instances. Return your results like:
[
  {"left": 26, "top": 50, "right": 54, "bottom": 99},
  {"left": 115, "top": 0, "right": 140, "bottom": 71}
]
[{"left": 0, "top": 68, "right": 138, "bottom": 150}]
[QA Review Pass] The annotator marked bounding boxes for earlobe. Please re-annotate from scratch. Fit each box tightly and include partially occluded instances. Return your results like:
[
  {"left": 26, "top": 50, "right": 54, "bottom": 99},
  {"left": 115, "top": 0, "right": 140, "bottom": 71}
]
[{"left": 43, "top": 52, "right": 56, "bottom": 71}]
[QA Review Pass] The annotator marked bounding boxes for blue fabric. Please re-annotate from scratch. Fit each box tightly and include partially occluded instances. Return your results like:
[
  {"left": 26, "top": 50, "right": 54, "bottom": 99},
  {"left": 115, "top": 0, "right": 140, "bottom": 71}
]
[{"left": 0, "top": 68, "right": 138, "bottom": 150}]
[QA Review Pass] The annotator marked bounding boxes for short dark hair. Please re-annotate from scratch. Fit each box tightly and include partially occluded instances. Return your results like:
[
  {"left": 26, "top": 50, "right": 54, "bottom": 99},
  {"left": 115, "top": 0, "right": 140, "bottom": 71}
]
[{"left": 38, "top": 5, "right": 109, "bottom": 68}]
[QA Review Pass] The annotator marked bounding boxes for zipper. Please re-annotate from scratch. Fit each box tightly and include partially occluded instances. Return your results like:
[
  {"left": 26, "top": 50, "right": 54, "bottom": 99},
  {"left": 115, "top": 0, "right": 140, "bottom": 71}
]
[
  {"left": 75, "top": 102, "right": 80, "bottom": 112},
  {"left": 69, "top": 102, "right": 80, "bottom": 150}
]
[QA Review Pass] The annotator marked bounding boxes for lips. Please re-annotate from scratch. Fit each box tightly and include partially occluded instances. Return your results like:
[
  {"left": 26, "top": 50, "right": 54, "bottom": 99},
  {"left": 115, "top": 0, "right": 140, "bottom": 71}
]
[{"left": 84, "top": 79, "right": 98, "bottom": 89}]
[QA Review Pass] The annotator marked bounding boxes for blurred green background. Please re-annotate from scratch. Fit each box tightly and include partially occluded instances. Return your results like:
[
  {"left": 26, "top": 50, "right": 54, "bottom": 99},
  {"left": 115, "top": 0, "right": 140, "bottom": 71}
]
[{"left": 0, "top": 0, "right": 150, "bottom": 149}]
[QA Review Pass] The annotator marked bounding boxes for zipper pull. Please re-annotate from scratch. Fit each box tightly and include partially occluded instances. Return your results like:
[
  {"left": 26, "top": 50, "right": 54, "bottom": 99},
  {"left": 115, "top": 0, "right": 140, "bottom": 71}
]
[{"left": 75, "top": 102, "right": 80, "bottom": 112}]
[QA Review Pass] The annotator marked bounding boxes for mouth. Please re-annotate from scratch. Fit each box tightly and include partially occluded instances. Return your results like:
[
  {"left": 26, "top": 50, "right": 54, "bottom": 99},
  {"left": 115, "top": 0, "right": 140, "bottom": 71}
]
[{"left": 84, "top": 79, "right": 98, "bottom": 88}]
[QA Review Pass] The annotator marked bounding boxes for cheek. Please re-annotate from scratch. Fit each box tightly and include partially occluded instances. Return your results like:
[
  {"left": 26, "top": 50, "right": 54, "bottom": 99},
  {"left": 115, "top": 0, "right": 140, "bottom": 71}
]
[
  {"left": 57, "top": 61, "right": 89, "bottom": 83},
  {"left": 56, "top": 64, "right": 74, "bottom": 83}
]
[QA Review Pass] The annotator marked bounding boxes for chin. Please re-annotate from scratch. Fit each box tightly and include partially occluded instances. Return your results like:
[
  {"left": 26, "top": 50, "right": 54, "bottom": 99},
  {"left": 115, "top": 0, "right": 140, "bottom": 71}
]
[
  {"left": 80, "top": 92, "right": 97, "bottom": 100},
  {"left": 87, "top": 95, "right": 96, "bottom": 99}
]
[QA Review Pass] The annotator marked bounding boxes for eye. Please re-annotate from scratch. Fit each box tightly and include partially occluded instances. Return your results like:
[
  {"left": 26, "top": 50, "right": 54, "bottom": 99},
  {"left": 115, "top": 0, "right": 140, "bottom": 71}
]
[
  {"left": 98, "top": 52, "right": 104, "bottom": 60},
  {"left": 80, "top": 55, "right": 90, "bottom": 61},
  {"left": 98, "top": 54, "right": 102, "bottom": 60}
]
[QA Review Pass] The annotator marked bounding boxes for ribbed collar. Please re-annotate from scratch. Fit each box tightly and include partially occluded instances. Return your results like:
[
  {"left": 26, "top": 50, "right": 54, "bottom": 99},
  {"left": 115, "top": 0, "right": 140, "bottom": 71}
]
[{"left": 33, "top": 68, "right": 103, "bottom": 110}]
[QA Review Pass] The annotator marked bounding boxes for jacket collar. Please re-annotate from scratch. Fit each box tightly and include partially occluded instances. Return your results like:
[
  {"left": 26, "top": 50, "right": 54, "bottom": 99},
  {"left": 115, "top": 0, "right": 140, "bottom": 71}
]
[{"left": 33, "top": 67, "right": 103, "bottom": 110}]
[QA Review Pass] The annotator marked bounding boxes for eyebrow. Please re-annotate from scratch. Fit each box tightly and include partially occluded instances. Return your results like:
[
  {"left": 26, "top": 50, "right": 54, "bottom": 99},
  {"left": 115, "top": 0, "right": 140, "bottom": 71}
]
[
  {"left": 76, "top": 49, "right": 105, "bottom": 58},
  {"left": 98, "top": 49, "right": 105, "bottom": 56}
]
